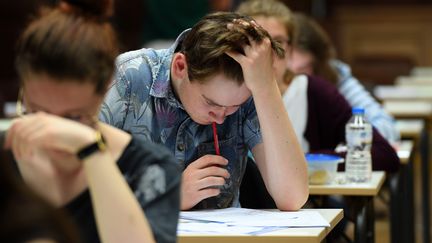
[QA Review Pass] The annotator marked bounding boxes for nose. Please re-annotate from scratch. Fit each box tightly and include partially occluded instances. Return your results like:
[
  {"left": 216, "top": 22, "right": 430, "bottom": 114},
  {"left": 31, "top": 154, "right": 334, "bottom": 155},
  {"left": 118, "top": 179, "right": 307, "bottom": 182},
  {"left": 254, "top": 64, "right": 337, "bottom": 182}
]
[{"left": 209, "top": 108, "right": 226, "bottom": 124}]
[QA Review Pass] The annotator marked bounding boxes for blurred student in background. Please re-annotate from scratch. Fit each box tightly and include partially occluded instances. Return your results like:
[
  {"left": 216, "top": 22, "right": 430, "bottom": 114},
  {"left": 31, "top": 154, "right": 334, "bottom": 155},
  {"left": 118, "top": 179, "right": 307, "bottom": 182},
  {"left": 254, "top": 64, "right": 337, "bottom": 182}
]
[
  {"left": 5, "top": 0, "right": 181, "bottom": 242},
  {"left": 289, "top": 13, "right": 399, "bottom": 144},
  {"left": 237, "top": 1, "right": 400, "bottom": 241},
  {"left": 237, "top": 0, "right": 399, "bottom": 172}
]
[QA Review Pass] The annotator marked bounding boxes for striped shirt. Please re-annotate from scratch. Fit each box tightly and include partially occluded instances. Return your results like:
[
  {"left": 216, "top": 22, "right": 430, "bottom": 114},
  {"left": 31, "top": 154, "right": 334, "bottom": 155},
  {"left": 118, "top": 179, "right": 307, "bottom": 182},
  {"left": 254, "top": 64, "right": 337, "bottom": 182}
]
[{"left": 331, "top": 59, "right": 400, "bottom": 143}]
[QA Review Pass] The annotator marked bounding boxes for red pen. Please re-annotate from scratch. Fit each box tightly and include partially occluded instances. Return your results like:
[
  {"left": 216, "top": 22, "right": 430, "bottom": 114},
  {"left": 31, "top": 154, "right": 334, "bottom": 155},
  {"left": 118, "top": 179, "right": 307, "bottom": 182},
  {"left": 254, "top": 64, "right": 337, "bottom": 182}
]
[{"left": 212, "top": 122, "right": 220, "bottom": 155}]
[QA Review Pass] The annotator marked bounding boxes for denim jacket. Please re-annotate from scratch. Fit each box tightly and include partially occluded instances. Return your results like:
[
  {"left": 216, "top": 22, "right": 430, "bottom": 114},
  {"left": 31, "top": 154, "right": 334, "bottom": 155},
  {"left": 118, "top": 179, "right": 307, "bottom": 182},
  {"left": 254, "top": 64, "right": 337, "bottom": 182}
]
[{"left": 100, "top": 30, "right": 262, "bottom": 208}]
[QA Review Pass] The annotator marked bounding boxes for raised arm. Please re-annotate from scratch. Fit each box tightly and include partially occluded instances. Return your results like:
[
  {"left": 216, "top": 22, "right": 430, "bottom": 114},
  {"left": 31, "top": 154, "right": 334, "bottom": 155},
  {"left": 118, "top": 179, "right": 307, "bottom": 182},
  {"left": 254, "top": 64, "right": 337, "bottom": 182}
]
[
  {"left": 226, "top": 20, "right": 308, "bottom": 211},
  {"left": 83, "top": 145, "right": 155, "bottom": 243},
  {"left": 6, "top": 113, "right": 156, "bottom": 243}
]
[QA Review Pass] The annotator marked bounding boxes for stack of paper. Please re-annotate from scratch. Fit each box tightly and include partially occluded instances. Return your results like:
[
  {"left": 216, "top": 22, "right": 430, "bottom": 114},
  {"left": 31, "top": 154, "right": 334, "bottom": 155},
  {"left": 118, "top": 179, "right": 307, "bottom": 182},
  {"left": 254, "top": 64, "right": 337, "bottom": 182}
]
[{"left": 178, "top": 208, "right": 330, "bottom": 235}]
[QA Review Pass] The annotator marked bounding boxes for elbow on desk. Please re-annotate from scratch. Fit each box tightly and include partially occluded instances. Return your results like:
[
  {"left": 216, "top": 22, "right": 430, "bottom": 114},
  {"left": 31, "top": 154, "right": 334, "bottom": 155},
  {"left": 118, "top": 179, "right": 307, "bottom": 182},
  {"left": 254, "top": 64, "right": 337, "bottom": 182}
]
[{"left": 274, "top": 186, "right": 309, "bottom": 211}]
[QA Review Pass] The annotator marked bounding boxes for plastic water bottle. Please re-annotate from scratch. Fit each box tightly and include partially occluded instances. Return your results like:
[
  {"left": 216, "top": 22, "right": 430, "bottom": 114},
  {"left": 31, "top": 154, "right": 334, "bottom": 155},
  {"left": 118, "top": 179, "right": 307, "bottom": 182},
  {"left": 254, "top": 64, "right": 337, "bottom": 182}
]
[{"left": 345, "top": 107, "right": 372, "bottom": 183}]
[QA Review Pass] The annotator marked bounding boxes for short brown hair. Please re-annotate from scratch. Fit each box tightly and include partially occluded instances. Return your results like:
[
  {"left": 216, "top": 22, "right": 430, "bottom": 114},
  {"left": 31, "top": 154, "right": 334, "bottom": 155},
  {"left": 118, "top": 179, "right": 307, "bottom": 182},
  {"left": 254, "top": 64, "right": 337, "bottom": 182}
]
[
  {"left": 180, "top": 12, "right": 285, "bottom": 85},
  {"left": 15, "top": 0, "right": 118, "bottom": 95}
]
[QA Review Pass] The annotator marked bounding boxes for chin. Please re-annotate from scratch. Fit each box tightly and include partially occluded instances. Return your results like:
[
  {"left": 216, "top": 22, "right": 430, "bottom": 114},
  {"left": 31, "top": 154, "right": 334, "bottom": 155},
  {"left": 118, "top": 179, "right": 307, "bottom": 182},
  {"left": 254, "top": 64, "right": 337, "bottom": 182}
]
[{"left": 196, "top": 120, "right": 212, "bottom": 125}]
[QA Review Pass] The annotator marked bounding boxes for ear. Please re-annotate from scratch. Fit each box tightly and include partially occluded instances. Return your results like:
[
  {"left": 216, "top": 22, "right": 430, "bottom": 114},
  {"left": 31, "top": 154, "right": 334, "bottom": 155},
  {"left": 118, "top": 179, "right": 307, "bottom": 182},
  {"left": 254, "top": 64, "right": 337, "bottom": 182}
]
[{"left": 171, "top": 53, "right": 189, "bottom": 82}]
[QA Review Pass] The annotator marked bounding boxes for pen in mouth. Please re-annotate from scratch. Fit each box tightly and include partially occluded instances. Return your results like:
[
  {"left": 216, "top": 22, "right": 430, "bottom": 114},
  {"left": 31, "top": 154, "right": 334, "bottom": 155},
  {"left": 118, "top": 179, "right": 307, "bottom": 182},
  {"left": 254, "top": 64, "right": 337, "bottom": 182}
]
[{"left": 212, "top": 122, "right": 220, "bottom": 155}]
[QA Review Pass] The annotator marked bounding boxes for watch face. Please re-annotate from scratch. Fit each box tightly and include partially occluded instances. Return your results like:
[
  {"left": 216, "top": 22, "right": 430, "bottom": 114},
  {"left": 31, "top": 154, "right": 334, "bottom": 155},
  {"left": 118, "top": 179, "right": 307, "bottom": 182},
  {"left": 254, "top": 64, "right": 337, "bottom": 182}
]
[{"left": 77, "top": 131, "right": 106, "bottom": 160}]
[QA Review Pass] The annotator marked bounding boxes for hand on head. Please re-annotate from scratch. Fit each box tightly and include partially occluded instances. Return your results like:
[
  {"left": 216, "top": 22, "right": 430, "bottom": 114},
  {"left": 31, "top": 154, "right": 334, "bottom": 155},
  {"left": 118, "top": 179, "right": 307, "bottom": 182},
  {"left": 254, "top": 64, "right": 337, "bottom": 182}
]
[{"left": 225, "top": 18, "right": 283, "bottom": 93}]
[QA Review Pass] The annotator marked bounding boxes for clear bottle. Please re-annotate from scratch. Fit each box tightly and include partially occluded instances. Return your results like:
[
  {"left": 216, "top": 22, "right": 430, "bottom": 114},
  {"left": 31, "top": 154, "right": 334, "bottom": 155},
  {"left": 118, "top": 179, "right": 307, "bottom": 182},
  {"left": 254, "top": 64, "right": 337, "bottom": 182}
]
[{"left": 345, "top": 107, "right": 373, "bottom": 183}]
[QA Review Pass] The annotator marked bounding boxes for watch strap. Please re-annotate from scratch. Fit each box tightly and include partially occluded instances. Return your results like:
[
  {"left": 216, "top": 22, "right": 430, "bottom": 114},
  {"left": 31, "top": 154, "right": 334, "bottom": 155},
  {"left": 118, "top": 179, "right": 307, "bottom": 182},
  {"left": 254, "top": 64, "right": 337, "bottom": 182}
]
[{"left": 77, "top": 130, "right": 106, "bottom": 160}]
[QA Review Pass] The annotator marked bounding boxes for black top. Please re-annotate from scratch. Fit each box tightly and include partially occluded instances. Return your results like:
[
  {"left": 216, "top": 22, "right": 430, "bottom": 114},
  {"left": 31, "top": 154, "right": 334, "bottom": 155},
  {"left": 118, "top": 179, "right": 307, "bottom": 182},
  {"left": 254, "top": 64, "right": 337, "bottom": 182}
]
[
  {"left": 1, "top": 131, "right": 80, "bottom": 243},
  {"left": 63, "top": 137, "right": 181, "bottom": 243}
]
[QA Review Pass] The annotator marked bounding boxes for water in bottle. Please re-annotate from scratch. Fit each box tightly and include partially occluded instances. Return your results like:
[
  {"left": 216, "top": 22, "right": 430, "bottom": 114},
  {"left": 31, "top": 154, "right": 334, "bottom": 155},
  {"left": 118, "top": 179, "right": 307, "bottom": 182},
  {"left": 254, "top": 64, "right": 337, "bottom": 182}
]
[{"left": 345, "top": 107, "right": 372, "bottom": 183}]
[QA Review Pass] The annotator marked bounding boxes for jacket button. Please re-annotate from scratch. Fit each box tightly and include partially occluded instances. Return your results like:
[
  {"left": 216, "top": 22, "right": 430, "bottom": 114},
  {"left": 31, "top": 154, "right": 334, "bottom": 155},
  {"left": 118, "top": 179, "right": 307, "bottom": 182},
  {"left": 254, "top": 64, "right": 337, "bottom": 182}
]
[{"left": 177, "top": 143, "right": 185, "bottom": 151}]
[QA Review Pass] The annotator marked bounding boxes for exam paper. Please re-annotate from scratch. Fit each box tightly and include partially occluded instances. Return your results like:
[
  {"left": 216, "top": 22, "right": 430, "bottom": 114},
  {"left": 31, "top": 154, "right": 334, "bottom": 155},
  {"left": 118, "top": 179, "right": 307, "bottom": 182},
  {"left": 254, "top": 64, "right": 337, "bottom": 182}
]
[
  {"left": 180, "top": 208, "right": 330, "bottom": 227},
  {"left": 178, "top": 220, "right": 281, "bottom": 235}
]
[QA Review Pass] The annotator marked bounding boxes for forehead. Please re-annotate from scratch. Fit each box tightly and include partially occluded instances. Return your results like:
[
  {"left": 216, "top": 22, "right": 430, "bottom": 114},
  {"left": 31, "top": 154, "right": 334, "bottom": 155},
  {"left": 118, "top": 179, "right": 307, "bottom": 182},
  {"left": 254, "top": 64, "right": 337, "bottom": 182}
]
[
  {"left": 254, "top": 16, "right": 288, "bottom": 38},
  {"left": 23, "top": 75, "right": 99, "bottom": 113},
  {"left": 197, "top": 74, "right": 251, "bottom": 106}
]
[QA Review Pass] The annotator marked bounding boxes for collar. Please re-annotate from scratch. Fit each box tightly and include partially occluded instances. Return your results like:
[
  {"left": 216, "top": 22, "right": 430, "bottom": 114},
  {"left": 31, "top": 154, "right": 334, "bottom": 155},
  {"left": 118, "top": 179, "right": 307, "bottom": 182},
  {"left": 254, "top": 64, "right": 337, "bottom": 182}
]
[{"left": 149, "top": 29, "right": 191, "bottom": 109}]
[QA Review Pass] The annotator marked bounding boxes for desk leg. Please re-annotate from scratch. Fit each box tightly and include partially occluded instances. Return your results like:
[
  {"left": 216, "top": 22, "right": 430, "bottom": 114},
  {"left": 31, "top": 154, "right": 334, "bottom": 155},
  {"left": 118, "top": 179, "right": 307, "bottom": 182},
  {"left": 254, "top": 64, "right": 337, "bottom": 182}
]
[
  {"left": 421, "top": 128, "right": 430, "bottom": 243},
  {"left": 353, "top": 197, "right": 375, "bottom": 243},
  {"left": 366, "top": 198, "right": 375, "bottom": 243},
  {"left": 390, "top": 172, "right": 402, "bottom": 243},
  {"left": 405, "top": 154, "right": 415, "bottom": 243},
  {"left": 391, "top": 154, "right": 415, "bottom": 243}
]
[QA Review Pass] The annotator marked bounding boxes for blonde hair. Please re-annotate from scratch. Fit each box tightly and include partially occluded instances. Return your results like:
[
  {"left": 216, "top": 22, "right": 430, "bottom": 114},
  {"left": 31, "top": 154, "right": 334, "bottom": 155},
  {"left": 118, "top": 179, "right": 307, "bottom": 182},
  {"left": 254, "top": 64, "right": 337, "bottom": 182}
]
[{"left": 237, "top": 0, "right": 295, "bottom": 46}]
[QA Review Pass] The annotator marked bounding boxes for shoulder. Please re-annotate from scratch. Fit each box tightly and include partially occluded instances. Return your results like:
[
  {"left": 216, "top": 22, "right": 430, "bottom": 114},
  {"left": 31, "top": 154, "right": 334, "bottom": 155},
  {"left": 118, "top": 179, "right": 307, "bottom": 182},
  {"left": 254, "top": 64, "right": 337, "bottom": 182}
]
[
  {"left": 307, "top": 75, "right": 340, "bottom": 98},
  {"left": 329, "top": 59, "right": 354, "bottom": 84},
  {"left": 114, "top": 48, "right": 169, "bottom": 85},
  {"left": 330, "top": 59, "right": 351, "bottom": 74},
  {"left": 118, "top": 137, "right": 180, "bottom": 185},
  {"left": 306, "top": 75, "right": 352, "bottom": 115},
  {"left": 108, "top": 48, "right": 173, "bottom": 105}
]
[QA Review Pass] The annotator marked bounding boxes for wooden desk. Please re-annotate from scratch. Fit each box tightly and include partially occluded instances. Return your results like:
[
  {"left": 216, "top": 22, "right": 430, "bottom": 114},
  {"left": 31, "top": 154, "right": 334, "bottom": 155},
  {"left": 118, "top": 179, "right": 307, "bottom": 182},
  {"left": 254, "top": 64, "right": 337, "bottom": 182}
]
[
  {"left": 374, "top": 85, "right": 432, "bottom": 101},
  {"left": 178, "top": 209, "right": 343, "bottom": 243},
  {"left": 410, "top": 67, "right": 432, "bottom": 77},
  {"left": 383, "top": 101, "right": 432, "bottom": 119},
  {"left": 309, "top": 172, "right": 385, "bottom": 243},
  {"left": 309, "top": 172, "right": 385, "bottom": 196},
  {"left": 396, "top": 140, "right": 414, "bottom": 164},
  {"left": 384, "top": 102, "right": 431, "bottom": 243},
  {"left": 395, "top": 76, "right": 432, "bottom": 86},
  {"left": 0, "top": 119, "right": 11, "bottom": 131},
  {"left": 396, "top": 119, "right": 425, "bottom": 139}
]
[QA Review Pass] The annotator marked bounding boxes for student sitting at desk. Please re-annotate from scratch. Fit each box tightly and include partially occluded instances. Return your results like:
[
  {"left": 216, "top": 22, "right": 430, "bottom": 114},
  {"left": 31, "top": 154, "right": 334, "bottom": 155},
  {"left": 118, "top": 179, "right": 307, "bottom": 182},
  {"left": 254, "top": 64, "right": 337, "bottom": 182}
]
[
  {"left": 100, "top": 12, "right": 309, "bottom": 211},
  {"left": 4, "top": 0, "right": 181, "bottom": 242},
  {"left": 288, "top": 13, "right": 400, "bottom": 144},
  {"left": 237, "top": 0, "right": 400, "bottom": 172}
]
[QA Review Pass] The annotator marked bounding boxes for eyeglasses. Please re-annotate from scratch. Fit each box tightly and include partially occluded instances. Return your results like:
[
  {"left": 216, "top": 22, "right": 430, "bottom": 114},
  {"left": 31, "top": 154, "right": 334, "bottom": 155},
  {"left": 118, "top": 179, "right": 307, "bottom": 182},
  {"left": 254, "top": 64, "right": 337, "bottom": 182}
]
[{"left": 16, "top": 87, "right": 98, "bottom": 127}]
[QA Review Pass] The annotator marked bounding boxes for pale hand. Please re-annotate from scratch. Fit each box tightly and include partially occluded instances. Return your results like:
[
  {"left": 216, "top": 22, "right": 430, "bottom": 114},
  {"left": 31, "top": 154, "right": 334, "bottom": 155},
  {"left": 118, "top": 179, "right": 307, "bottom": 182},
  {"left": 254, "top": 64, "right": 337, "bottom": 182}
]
[
  {"left": 225, "top": 20, "right": 275, "bottom": 94},
  {"left": 181, "top": 154, "right": 230, "bottom": 210},
  {"left": 6, "top": 112, "right": 96, "bottom": 159}
]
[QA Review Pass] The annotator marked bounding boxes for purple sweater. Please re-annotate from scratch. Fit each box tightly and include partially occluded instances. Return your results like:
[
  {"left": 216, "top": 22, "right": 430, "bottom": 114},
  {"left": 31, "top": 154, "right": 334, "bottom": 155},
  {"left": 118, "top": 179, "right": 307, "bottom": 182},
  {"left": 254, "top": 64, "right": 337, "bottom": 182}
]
[{"left": 304, "top": 75, "right": 400, "bottom": 172}]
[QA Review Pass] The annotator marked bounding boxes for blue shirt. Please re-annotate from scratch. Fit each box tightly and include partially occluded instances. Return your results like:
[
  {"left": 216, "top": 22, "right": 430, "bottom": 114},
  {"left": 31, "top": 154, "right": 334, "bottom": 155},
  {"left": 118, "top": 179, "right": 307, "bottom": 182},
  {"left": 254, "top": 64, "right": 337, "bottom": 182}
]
[
  {"left": 100, "top": 30, "right": 262, "bottom": 209},
  {"left": 331, "top": 59, "right": 400, "bottom": 143}
]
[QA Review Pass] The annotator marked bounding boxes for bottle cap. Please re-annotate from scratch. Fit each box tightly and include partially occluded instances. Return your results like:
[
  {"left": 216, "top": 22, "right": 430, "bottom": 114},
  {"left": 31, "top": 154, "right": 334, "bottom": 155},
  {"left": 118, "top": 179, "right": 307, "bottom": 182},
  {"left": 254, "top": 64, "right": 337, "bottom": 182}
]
[{"left": 352, "top": 107, "right": 365, "bottom": 115}]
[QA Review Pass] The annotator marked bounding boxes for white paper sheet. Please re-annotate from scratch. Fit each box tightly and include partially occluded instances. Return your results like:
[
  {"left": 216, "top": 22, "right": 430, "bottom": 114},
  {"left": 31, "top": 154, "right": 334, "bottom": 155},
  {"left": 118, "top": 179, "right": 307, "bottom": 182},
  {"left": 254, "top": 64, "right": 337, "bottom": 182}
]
[
  {"left": 180, "top": 208, "right": 330, "bottom": 227},
  {"left": 178, "top": 220, "right": 281, "bottom": 235}
]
